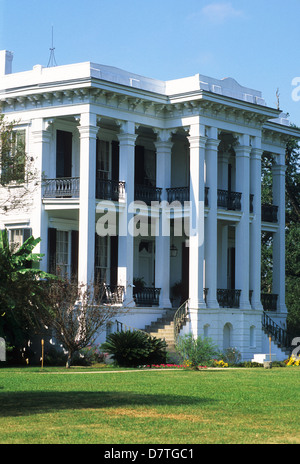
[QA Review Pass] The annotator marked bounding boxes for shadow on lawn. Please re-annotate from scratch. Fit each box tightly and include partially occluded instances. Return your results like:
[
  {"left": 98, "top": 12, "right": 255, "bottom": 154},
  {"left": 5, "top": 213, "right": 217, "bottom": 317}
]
[{"left": 0, "top": 390, "right": 214, "bottom": 417}]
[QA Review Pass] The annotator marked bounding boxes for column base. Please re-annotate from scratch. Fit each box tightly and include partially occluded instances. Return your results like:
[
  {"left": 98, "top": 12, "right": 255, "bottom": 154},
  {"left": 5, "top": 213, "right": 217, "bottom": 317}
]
[
  {"left": 206, "top": 299, "right": 219, "bottom": 309},
  {"left": 251, "top": 300, "right": 263, "bottom": 311},
  {"left": 189, "top": 299, "right": 207, "bottom": 310},
  {"left": 239, "top": 300, "right": 252, "bottom": 310},
  {"left": 159, "top": 298, "right": 172, "bottom": 309}
]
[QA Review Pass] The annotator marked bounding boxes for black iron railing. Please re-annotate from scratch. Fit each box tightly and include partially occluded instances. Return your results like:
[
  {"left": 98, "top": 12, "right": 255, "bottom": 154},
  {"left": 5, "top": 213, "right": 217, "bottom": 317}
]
[
  {"left": 101, "top": 285, "right": 124, "bottom": 305},
  {"left": 135, "top": 185, "right": 162, "bottom": 205},
  {"left": 262, "top": 204, "right": 278, "bottom": 223},
  {"left": 261, "top": 293, "right": 278, "bottom": 311},
  {"left": 262, "top": 312, "right": 295, "bottom": 351},
  {"left": 96, "top": 178, "right": 125, "bottom": 201},
  {"left": 217, "top": 289, "right": 241, "bottom": 308},
  {"left": 174, "top": 299, "right": 189, "bottom": 341},
  {"left": 133, "top": 287, "right": 161, "bottom": 306},
  {"left": 167, "top": 187, "right": 189, "bottom": 203},
  {"left": 166, "top": 186, "right": 209, "bottom": 206},
  {"left": 217, "top": 189, "right": 242, "bottom": 211},
  {"left": 43, "top": 177, "right": 80, "bottom": 198}
]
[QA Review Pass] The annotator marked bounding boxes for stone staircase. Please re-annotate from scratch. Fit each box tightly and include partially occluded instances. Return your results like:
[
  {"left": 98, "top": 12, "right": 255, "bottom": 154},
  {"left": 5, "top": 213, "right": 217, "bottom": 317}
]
[{"left": 144, "top": 310, "right": 180, "bottom": 362}]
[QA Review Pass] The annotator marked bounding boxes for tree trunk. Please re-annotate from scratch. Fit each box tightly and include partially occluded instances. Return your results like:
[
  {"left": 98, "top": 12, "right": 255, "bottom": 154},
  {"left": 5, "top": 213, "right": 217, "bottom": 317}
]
[{"left": 66, "top": 352, "right": 72, "bottom": 368}]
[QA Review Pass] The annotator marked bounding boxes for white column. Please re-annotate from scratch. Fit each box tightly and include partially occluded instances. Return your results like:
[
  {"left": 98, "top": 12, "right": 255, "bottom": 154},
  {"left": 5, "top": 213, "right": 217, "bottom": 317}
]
[
  {"left": 188, "top": 123, "right": 206, "bottom": 310},
  {"left": 155, "top": 131, "right": 173, "bottom": 308},
  {"left": 235, "top": 136, "right": 251, "bottom": 309},
  {"left": 250, "top": 142, "right": 263, "bottom": 310},
  {"left": 272, "top": 156, "right": 287, "bottom": 313},
  {"left": 78, "top": 112, "right": 98, "bottom": 285},
  {"left": 205, "top": 129, "right": 219, "bottom": 308},
  {"left": 117, "top": 121, "right": 137, "bottom": 306},
  {"left": 31, "top": 118, "right": 52, "bottom": 272}
]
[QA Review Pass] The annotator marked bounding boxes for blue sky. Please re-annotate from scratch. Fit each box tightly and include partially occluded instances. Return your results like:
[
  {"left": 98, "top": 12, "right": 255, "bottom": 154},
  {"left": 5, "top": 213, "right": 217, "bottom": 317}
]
[{"left": 1, "top": 0, "right": 300, "bottom": 126}]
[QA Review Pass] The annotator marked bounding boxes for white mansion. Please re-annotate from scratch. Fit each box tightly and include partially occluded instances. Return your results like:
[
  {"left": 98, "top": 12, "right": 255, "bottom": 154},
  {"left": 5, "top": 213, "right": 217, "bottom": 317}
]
[{"left": 1, "top": 49, "right": 299, "bottom": 361}]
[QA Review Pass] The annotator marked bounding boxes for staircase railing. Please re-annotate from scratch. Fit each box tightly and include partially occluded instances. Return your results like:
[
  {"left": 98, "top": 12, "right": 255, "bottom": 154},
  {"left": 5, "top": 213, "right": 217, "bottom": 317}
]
[
  {"left": 173, "top": 299, "right": 189, "bottom": 343},
  {"left": 115, "top": 320, "right": 148, "bottom": 335},
  {"left": 262, "top": 312, "right": 296, "bottom": 352}
]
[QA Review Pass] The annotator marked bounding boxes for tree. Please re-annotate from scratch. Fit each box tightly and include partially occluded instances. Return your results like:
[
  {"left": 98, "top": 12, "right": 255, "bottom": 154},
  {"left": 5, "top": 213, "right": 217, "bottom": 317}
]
[
  {"left": 0, "top": 229, "right": 55, "bottom": 350},
  {"left": 285, "top": 134, "right": 300, "bottom": 334},
  {"left": 0, "top": 113, "right": 38, "bottom": 212},
  {"left": 42, "top": 278, "right": 123, "bottom": 368}
]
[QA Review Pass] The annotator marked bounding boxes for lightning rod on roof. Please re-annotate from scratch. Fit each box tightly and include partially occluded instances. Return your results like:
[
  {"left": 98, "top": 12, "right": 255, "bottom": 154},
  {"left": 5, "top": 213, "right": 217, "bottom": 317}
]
[{"left": 47, "top": 26, "right": 57, "bottom": 67}]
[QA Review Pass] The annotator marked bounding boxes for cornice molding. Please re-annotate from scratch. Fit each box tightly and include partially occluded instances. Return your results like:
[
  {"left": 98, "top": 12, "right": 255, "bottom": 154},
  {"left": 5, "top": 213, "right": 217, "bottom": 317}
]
[{"left": 0, "top": 82, "right": 297, "bottom": 141}]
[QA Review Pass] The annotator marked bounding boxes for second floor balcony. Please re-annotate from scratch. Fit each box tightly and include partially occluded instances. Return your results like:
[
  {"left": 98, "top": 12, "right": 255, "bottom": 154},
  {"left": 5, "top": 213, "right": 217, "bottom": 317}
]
[
  {"left": 43, "top": 178, "right": 278, "bottom": 225},
  {"left": 262, "top": 204, "right": 278, "bottom": 223},
  {"left": 43, "top": 177, "right": 126, "bottom": 202},
  {"left": 166, "top": 186, "right": 209, "bottom": 206},
  {"left": 96, "top": 178, "right": 126, "bottom": 201},
  {"left": 135, "top": 184, "right": 162, "bottom": 205},
  {"left": 43, "top": 177, "right": 80, "bottom": 198},
  {"left": 217, "top": 189, "right": 242, "bottom": 211}
]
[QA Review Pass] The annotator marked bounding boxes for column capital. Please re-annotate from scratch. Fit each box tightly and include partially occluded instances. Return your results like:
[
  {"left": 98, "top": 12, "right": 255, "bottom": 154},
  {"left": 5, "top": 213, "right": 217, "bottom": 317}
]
[
  {"left": 154, "top": 139, "right": 173, "bottom": 151},
  {"left": 250, "top": 147, "right": 264, "bottom": 160},
  {"left": 117, "top": 132, "right": 138, "bottom": 145},
  {"left": 78, "top": 124, "right": 99, "bottom": 139},
  {"left": 235, "top": 144, "right": 252, "bottom": 157},
  {"left": 206, "top": 138, "right": 220, "bottom": 150},
  {"left": 154, "top": 128, "right": 176, "bottom": 143},
  {"left": 272, "top": 163, "right": 286, "bottom": 174},
  {"left": 188, "top": 135, "right": 207, "bottom": 149}
]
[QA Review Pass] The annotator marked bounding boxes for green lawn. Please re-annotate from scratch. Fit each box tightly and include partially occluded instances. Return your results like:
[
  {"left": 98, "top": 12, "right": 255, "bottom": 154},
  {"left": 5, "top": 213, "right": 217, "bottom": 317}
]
[{"left": 0, "top": 366, "right": 299, "bottom": 444}]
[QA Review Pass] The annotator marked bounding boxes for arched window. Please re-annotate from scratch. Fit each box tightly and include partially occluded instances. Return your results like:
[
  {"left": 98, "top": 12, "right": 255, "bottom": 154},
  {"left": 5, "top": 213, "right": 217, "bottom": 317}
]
[
  {"left": 250, "top": 325, "right": 256, "bottom": 347},
  {"left": 203, "top": 324, "right": 210, "bottom": 338},
  {"left": 223, "top": 323, "right": 233, "bottom": 350}
]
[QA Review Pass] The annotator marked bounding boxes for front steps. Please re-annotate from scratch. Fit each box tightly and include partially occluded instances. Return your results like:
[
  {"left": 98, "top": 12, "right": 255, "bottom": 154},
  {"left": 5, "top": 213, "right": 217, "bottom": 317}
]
[{"left": 144, "top": 310, "right": 181, "bottom": 362}]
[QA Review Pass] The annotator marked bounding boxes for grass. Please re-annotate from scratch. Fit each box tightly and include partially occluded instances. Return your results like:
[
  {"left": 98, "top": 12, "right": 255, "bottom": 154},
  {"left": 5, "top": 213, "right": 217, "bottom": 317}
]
[{"left": 0, "top": 366, "right": 299, "bottom": 444}]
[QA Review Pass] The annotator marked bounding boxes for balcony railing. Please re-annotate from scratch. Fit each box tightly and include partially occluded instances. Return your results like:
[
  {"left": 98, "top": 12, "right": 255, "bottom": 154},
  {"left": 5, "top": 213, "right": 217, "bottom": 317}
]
[
  {"left": 261, "top": 293, "right": 278, "bottom": 311},
  {"left": 133, "top": 287, "right": 161, "bottom": 306},
  {"left": 167, "top": 186, "right": 189, "bottom": 203},
  {"left": 43, "top": 177, "right": 80, "bottom": 198},
  {"left": 262, "top": 204, "right": 278, "bottom": 223},
  {"left": 217, "top": 289, "right": 241, "bottom": 308},
  {"left": 135, "top": 184, "right": 162, "bottom": 205},
  {"left": 166, "top": 186, "right": 209, "bottom": 206},
  {"left": 217, "top": 189, "right": 242, "bottom": 211},
  {"left": 96, "top": 178, "right": 125, "bottom": 201},
  {"left": 101, "top": 285, "right": 125, "bottom": 305}
]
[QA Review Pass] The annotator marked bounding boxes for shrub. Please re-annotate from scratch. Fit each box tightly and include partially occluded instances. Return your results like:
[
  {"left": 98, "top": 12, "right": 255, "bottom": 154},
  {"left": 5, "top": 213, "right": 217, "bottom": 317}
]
[
  {"left": 284, "top": 355, "right": 300, "bottom": 366},
  {"left": 101, "top": 330, "right": 167, "bottom": 367},
  {"left": 175, "top": 334, "right": 220, "bottom": 369},
  {"left": 222, "top": 347, "right": 241, "bottom": 365}
]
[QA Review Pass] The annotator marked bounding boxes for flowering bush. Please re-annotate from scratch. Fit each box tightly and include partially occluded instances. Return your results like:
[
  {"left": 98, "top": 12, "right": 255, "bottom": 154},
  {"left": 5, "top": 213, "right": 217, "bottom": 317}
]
[
  {"left": 175, "top": 334, "right": 220, "bottom": 369},
  {"left": 213, "top": 359, "right": 228, "bottom": 368},
  {"left": 284, "top": 355, "right": 300, "bottom": 366},
  {"left": 222, "top": 347, "right": 241, "bottom": 365},
  {"left": 144, "top": 362, "right": 208, "bottom": 369},
  {"left": 74, "top": 344, "right": 109, "bottom": 366}
]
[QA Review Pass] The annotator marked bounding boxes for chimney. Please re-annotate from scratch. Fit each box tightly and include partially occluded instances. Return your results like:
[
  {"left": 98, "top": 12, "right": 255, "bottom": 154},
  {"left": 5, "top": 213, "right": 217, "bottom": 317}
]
[{"left": 0, "top": 50, "right": 13, "bottom": 76}]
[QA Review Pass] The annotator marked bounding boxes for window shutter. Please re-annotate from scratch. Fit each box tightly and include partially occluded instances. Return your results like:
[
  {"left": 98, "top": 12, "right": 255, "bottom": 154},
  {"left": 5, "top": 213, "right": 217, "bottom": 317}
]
[
  {"left": 71, "top": 230, "right": 79, "bottom": 281},
  {"left": 23, "top": 228, "right": 32, "bottom": 242},
  {"left": 110, "top": 235, "right": 118, "bottom": 287},
  {"left": 48, "top": 228, "right": 57, "bottom": 274},
  {"left": 111, "top": 141, "right": 119, "bottom": 181}
]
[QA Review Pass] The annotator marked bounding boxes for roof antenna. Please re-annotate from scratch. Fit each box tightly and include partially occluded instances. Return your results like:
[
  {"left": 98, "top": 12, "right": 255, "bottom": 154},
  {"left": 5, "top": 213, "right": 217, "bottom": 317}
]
[{"left": 47, "top": 26, "right": 57, "bottom": 67}]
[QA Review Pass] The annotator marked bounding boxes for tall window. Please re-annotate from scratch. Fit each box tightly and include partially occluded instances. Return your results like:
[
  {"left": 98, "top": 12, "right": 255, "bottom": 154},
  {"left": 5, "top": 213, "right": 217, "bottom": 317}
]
[
  {"left": 95, "top": 235, "right": 109, "bottom": 283},
  {"left": 1, "top": 130, "right": 26, "bottom": 184},
  {"left": 10, "top": 229, "right": 23, "bottom": 249},
  {"left": 56, "top": 230, "right": 69, "bottom": 277},
  {"left": 9, "top": 228, "right": 32, "bottom": 251},
  {"left": 96, "top": 140, "right": 110, "bottom": 180}
]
